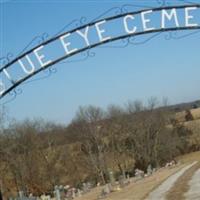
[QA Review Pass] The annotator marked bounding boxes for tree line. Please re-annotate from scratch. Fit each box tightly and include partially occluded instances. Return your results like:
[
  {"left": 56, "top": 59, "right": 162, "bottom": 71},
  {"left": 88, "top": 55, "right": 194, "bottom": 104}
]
[{"left": 0, "top": 98, "right": 199, "bottom": 197}]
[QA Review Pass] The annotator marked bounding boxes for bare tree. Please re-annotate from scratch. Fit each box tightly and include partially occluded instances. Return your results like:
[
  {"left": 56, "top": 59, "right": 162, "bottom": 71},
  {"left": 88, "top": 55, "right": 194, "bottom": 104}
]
[
  {"left": 147, "top": 97, "right": 159, "bottom": 110},
  {"left": 106, "top": 105, "right": 134, "bottom": 176},
  {"left": 72, "top": 106, "right": 109, "bottom": 184},
  {"left": 126, "top": 100, "right": 144, "bottom": 114}
]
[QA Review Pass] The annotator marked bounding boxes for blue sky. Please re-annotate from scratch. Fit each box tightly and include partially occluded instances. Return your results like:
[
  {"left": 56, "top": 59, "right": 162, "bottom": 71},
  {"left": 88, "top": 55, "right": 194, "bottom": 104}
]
[{"left": 0, "top": 0, "right": 200, "bottom": 124}]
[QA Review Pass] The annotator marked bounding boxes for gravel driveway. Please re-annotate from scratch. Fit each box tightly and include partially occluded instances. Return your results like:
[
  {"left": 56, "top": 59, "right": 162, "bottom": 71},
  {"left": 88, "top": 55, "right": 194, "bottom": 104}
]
[{"left": 146, "top": 161, "right": 197, "bottom": 200}]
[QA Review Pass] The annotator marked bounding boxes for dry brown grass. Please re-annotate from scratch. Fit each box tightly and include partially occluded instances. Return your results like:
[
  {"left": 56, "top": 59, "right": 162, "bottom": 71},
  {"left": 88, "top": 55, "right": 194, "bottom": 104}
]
[
  {"left": 76, "top": 165, "right": 185, "bottom": 200},
  {"left": 177, "top": 151, "right": 200, "bottom": 163},
  {"left": 174, "top": 107, "right": 200, "bottom": 123},
  {"left": 191, "top": 108, "right": 200, "bottom": 120},
  {"left": 184, "top": 119, "right": 200, "bottom": 130},
  {"left": 175, "top": 111, "right": 187, "bottom": 123}
]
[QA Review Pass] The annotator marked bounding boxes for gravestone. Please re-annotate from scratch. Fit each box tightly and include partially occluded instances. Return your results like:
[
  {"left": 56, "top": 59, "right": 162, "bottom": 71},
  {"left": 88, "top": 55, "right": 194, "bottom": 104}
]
[
  {"left": 40, "top": 195, "right": 50, "bottom": 200},
  {"left": 147, "top": 164, "right": 153, "bottom": 176},
  {"left": 118, "top": 175, "right": 125, "bottom": 188},
  {"left": 108, "top": 171, "right": 115, "bottom": 186},
  {"left": 82, "top": 183, "right": 87, "bottom": 194},
  {"left": 71, "top": 188, "right": 76, "bottom": 199},
  {"left": 126, "top": 173, "right": 130, "bottom": 182},
  {"left": 82, "top": 182, "right": 92, "bottom": 194},
  {"left": 18, "top": 191, "right": 27, "bottom": 200},
  {"left": 77, "top": 189, "right": 82, "bottom": 197},
  {"left": 54, "top": 186, "right": 61, "bottom": 200},
  {"left": 99, "top": 184, "right": 111, "bottom": 198},
  {"left": 19, "top": 191, "right": 24, "bottom": 198},
  {"left": 152, "top": 168, "right": 157, "bottom": 173},
  {"left": 135, "top": 169, "right": 144, "bottom": 181}
]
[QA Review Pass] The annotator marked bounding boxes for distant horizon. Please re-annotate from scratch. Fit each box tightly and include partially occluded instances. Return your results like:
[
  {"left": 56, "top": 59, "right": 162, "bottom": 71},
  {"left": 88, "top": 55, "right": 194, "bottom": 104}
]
[{"left": 4, "top": 97, "right": 200, "bottom": 126}]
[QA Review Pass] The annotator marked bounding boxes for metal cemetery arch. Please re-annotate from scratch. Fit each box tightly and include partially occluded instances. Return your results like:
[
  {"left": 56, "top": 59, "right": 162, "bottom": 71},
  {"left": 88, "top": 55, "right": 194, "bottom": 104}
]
[{"left": 1, "top": 4, "right": 200, "bottom": 102}]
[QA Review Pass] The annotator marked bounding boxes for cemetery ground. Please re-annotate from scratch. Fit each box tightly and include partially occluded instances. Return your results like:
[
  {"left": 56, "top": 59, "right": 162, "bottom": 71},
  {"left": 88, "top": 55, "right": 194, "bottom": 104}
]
[{"left": 76, "top": 151, "right": 200, "bottom": 200}]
